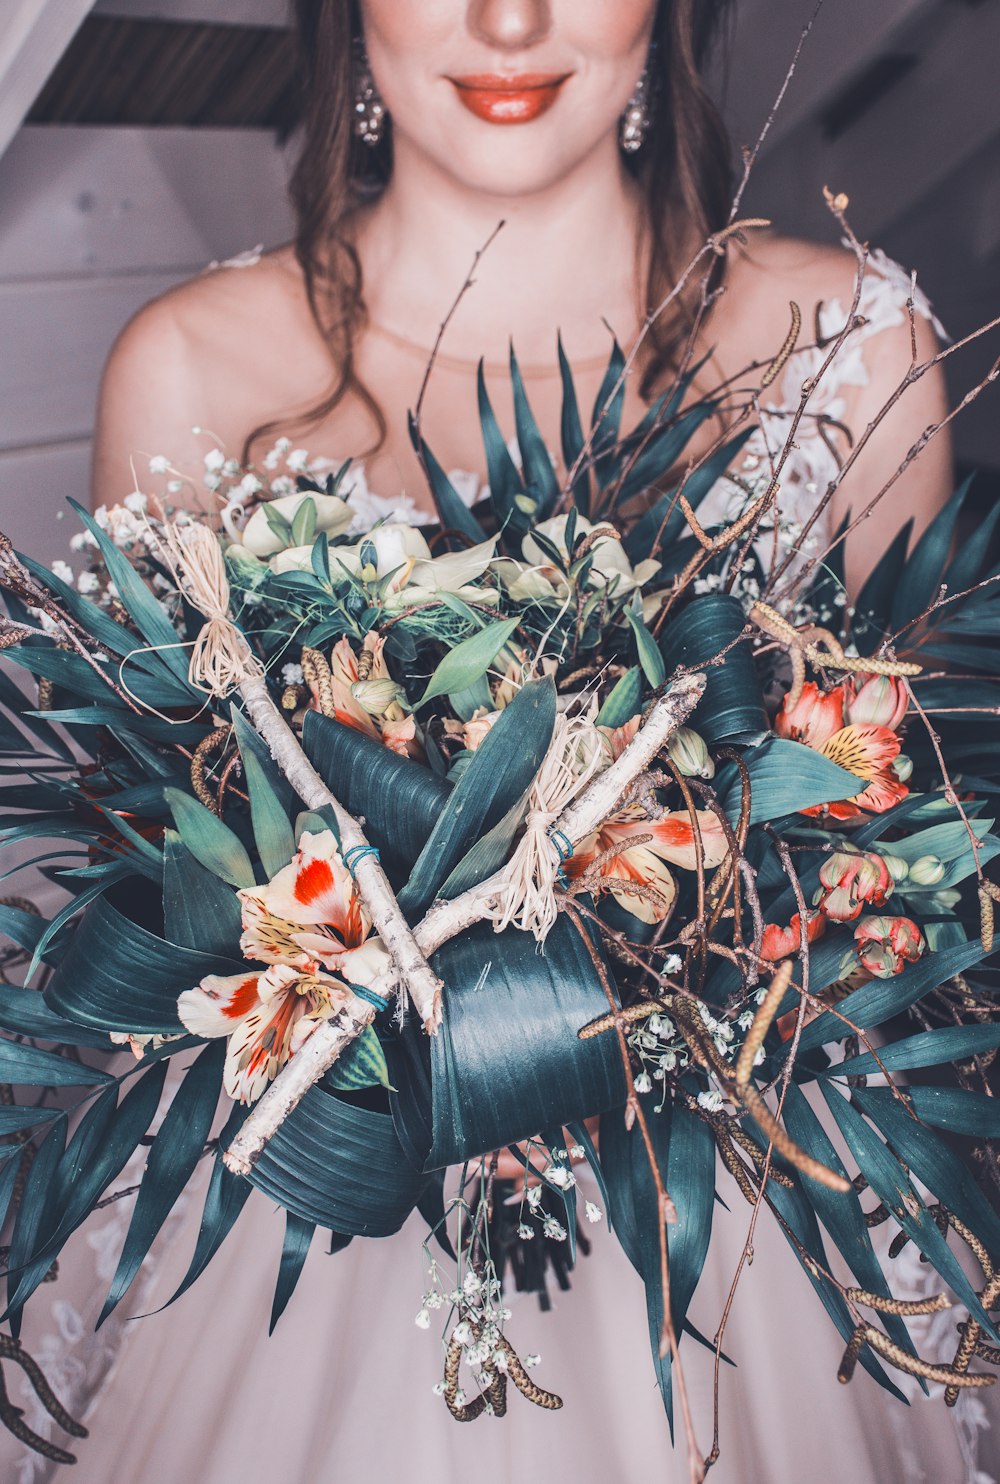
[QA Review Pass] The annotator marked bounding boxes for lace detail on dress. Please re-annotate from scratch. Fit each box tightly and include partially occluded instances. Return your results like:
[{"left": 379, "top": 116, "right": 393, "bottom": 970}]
[{"left": 695, "top": 248, "right": 945, "bottom": 591}]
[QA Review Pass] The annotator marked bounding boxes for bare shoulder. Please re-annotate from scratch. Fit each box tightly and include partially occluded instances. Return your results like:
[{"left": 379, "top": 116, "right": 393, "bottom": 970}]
[
  {"left": 726, "top": 231, "right": 863, "bottom": 312},
  {"left": 107, "top": 244, "right": 307, "bottom": 387},
  {"left": 92, "top": 246, "right": 313, "bottom": 506}
]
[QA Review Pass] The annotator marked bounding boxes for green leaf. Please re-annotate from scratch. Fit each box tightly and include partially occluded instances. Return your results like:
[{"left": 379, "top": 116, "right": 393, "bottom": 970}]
[
  {"left": 782, "top": 1084, "right": 919, "bottom": 1366},
  {"left": 324, "top": 1026, "right": 392, "bottom": 1091},
  {"left": 247, "top": 1084, "right": 428, "bottom": 1235},
  {"left": 399, "top": 679, "right": 556, "bottom": 914},
  {"left": 557, "top": 334, "right": 587, "bottom": 513},
  {"left": 660, "top": 593, "right": 768, "bottom": 742},
  {"left": 0, "top": 1037, "right": 113, "bottom": 1087},
  {"left": 876, "top": 1084, "right": 1000, "bottom": 1138},
  {"left": 47, "top": 891, "right": 244, "bottom": 1034},
  {"left": 626, "top": 610, "right": 666, "bottom": 688},
  {"left": 477, "top": 360, "right": 525, "bottom": 542},
  {"left": 0, "top": 1104, "right": 63, "bottom": 1135},
  {"left": 852, "top": 1087, "right": 1000, "bottom": 1259},
  {"left": 161, "top": 1103, "right": 252, "bottom": 1308},
  {"left": 415, "top": 436, "right": 488, "bottom": 546},
  {"left": 164, "top": 787, "right": 255, "bottom": 889},
  {"left": 821, "top": 1083, "right": 999, "bottom": 1343},
  {"left": 290, "top": 496, "right": 317, "bottom": 548},
  {"left": 777, "top": 939, "right": 989, "bottom": 1062},
  {"left": 601, "top": 1093, "right": 715, "bottom": 1427},
  {"left": 270, "top": 1213, "right": 315, "bottom": 1333},
  {"left": 100, "top": 1040, "right": 225, "bottom": 1324},
  {"left": 891, "top": 478, "right": 970, "bottom": 634},
  {"left": 510, "top": 345, "right": 559, "bottom": 518},
  {"left": 302, "top": 713, "right": 451, "bottom": 873},
  {"left": 67, "top": 500, "right": 195, "bottom": 687},
  {"left": 853, "top": 520, "right": 913, "bottom": 650},
  {"left": 5, "top": 1120, "right": 65, "bottom": 1334},
  {"left": 163, "top": 832, "right": 242, "bottom": 958},
  {"left": 832, "top": 1021, "right": 1000, "bottom": 1077},
  {"left": 391, "top": 916, "right": 626, "bottom": 1170},
  {"left": 590, "top": 340, "right": 626, "bottom": 488},
  {"left": 727, "top": 738, "right": 864, "bottom": 826},
  {"left": 417, "top": 617, "right": 521, "bottom": 707},
  {"left": 240, "top": 745, "right": 296, "bottom": 881},
  {"left": 596, "top": 667, "right": 643, "bottom": 728},
  {"left": 437, "top": 787, "right": 529, "bottom": 898}
]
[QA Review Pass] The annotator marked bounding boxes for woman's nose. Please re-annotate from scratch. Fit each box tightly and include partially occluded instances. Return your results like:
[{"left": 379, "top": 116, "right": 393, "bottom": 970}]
[{"left": 466, "top": 0, "right": 552, "bottom": 51}]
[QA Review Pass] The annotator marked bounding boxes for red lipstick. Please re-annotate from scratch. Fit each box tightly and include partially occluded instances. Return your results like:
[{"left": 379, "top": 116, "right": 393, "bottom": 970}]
[{"left": 449, "top": 72, "right": 571, "bottom": 125}]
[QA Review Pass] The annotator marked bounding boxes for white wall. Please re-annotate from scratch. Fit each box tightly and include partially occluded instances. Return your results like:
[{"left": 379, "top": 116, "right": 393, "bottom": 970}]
[{"left": 0, "top": 125, "right": 293, "bottom": 563}]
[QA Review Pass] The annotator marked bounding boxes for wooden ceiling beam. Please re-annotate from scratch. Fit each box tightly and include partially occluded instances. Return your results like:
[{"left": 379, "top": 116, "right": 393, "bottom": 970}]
[{"left": 0, "top": 0, "right": 97, "bottom": 164}]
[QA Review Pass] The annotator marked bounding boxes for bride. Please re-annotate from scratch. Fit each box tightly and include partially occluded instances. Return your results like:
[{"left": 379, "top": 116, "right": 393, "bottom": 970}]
[{"left": 5, "top": 2, "right": 991, "bottom": 1481}]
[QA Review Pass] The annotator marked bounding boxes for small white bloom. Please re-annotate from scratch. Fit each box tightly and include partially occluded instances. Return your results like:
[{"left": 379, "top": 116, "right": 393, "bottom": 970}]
[
  {"left": 453, "top": 1321, "right": 473, "bottom": 1347},
  {"left": 584, "top": 1201, "right": 603, "bottom": 1224},
  {"left": 239, "top": 473, "right": 263, "bottom": 496},
  {"left": 697, "top": 1088, "right": 724, "bottom": 1113},
  {"left": 568, "top": 1144, "right": 585, "bottom": 1161},
  {"left": 281, "top": 662, "right": 305, "bottom": 687},
  {"left": 204, "top": 473, "right": 222, "bottom": 492},
  {"left": 148, "top": 455, "right": 170, "bottom": 475},
  {"left": 462, "top": 1271, "right": 482, "bottom": 1295},
  {"left": 542, "top": 1216, "right": 567, "bottom": 1241},
  {"left": 204, "top": 448, "right": 226, "bottom": 472},
  {"left": 545, "top": 1165, "right": 575, "bottom": 1190},
  {"left": 167, "top": 480, "right": 185, "bottom": 494},
  {"left": 432, "top": 1382, "right": 445, "bottom": 1396},
  {"left": 658, "top": 1050, "right": 677, "bottom": 1072},
  {"left": 525, "top": 1186, "right": 543, "bottom": 1210},
  {"left": 124, "top": 491, "right": 148, "bottom": 515},
  {"left": 634, "top": 1072, "right": 652, "bottom": 1095},
  {"left": 270, "top": 475, "right": 296, "bottom": 496},
  {"left": 524, "top": 1354, "right": 541, "bottom": 1369},
  {"left": 517, "top": 1222, "right": 535, "bottom": 1241},
  {"left": 662, "top": 954, "right": 683, "bottom": 975},
  {"left": 414, "top": 1308, "right": 431, "bottom": 1329},
  {"left": 76, "top": 571, "right": 100, "bottom": 595},
  {"left": 425, "top": 1291, "right": 444, "bottom": 1310},
  {"left": 286, "top": 448, "right": 310, "bottom": 473},
  {"left": 50, "top": 559, "right": 73, "bottom": 584}
]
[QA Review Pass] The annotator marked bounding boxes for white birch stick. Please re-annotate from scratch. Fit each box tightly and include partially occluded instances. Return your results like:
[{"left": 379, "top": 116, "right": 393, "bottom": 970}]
[
  {"left": 239, "top": 674, "right": 444, "bottom": 1034},
  {"left": 223, "top": 672, "right": 705, "bottom": 1175}
]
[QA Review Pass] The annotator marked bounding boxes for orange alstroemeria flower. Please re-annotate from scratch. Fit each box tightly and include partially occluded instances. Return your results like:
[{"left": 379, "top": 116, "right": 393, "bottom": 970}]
[
  {"left": 816, "top": 849, "right": 894, "bottom": 923},
  {"left": 178, "top": 830, "right": 389, "bottom": 1102},
  {"left": 314, "top": 634, "right": 420, "bottom": 760},
  {"left": 564, "top": 805, "right": 728, "bottom": 925},
  {"left": 761, "top": 909, "right": 826, "bottom": 962},
  {"left": 853, "top": 914, "right": 925, "bottom": 979},
  {"left": 775, "top": 680, "right": 908, "bottom": 823}
]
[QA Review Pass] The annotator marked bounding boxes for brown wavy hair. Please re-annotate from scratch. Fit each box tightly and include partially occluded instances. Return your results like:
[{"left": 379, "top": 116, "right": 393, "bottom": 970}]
[{"left": 244, "top": 0, "right": 735, "bottom": 463}]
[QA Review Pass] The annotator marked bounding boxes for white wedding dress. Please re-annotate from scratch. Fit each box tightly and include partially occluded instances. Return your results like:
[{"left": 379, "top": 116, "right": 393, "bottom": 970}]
[{"left": 3, "top": 250, "right": 997, "bottom": 1484}]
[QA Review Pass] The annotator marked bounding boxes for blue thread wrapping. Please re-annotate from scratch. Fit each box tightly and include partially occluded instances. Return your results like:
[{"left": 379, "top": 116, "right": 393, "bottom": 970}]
[
  {"left": 549, "top": 828, "right": 574, "bottom": 863},
  {"left": 347, "top": 982, "right": 391, "bottom": 1014},
  {"left": 343, "top": 843, "right": 380, "bottom": 878}
]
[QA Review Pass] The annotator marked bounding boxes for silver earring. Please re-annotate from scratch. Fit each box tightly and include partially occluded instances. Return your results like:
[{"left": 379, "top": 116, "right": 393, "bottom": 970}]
[
  {"left": 620, "top": 45, "right": 655, "bottom": 154},
  {"left": 353, "top": 39, "right": 386, "bottom": 147}
]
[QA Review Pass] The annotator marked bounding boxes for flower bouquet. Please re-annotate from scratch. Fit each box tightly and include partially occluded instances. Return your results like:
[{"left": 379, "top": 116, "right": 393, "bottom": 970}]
[{"left": 2, "top": 269, "right": 1000, "bottom": 1465}]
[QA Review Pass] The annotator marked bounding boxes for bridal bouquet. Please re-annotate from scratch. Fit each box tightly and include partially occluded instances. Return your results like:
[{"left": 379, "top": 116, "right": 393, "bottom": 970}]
[{"left": 2, "top": 316, "right": 999, "bottom": 1459}]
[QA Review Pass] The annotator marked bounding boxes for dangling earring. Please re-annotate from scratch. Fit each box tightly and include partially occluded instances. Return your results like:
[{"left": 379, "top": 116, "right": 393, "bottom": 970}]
[
  {"left": 619, "top": 43, "right": 655, "bottom": 154},
  {"left": 353, "top": 37, "right": 386, "bottom": 147}
]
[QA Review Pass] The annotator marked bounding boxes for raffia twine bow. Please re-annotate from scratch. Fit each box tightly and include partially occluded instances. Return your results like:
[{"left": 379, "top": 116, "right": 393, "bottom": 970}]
[
  {"left": 156, "top": 522, "right": 262, "bottom": 696},
  {"left": 487, "top": 699, "right": 605, "bottom": 939}
]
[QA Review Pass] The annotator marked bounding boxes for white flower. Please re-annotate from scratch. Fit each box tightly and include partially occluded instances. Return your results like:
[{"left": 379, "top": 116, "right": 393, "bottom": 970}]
[
  {"left": 697, "top": 1088, "right": 724, "bottom": 1112},
  {"left": 124, "top": 491, "right": 148, "bottom": 515},
  {"left": 148, "top": 455, "right": 170, "bottom": 475},
  {"left": 69, "top": 531, "right": 96, "bottom": 553},
  {"left": 281, "top": 662, "right": 305, "bottom": 687},
  {"left": 50, "top": 559, "right": 73, "bottom": 584},
  {"left": 495, "top": 513, "right": 659, "bottom": 604},
  {"left": 167, "top": 480, "right": 184, "bottom": 494},
  {"left": 239, "top": 473, "right": 263, "bottom": 496},
  {"left": 542, "top": 1216, "right": 567, "bottom": 1241},
  {"left": 286, "top": 448, "right": 310, "bottom": 473},
  {"left": 545, "top": 1165, "right": 575, "bottom": 1190},
  {"left": 453, "top": 1321, "right": 473, "bottom": 1347},
  {"left": 77, "top": 571, "right": 99, "bottom": 595},
  {"left": 525, "top": 1185, "right": 543, "bottom": 1210},
  {"left": 568, "top": 1144, "right": 585, "bottom": 1161},
  {"left": 584, "top": 1201, "right": 604, "bottom": 1224},
  {"left": 270, "top": 476, "right": 296, "bottom": 497},
  {"left": 204, "top": 473, "right": 222, "bottom": 492},
  {"left": 517, "top": 1222, "right": 535, "bottom": 1240},
  {"left": 662, "top": 954, "right": 683, "bottom": 975},
  {"left": 414, "top": 1308, "right": 431, "bottom": 1329},
  {"left": 240, "top": 490, "right": 354, "bottom": 560},
  {"left": 634, "top": 1072, "right": 652, "bottom": 1095},
  {"left": 204, "top": 448, "right": 226, "bottom": 472},
  {"left": 300, "top": 521, "right": 498, "bottom": 609},
  {"left": 524, "top": 1354, "right": 541, "bottom": 1369}
]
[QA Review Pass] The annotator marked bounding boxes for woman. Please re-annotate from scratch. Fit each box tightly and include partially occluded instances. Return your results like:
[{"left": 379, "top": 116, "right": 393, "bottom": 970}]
[{"left": 6, "top": 3, "right": 986, "bottom": 1481}]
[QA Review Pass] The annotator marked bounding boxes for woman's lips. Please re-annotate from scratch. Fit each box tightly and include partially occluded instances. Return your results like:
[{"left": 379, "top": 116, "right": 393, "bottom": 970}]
[{"left": 448, "top": 73, "right": 571, "bottom": 125}]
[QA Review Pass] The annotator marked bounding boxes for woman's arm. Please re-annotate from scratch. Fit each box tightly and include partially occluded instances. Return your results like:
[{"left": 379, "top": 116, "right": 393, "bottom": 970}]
[
  {"left": 830, "top": 302, "right": 953, "bottom": 596},
  {"left": 90, "top": 291, "right": 213, "bottom": 512}
]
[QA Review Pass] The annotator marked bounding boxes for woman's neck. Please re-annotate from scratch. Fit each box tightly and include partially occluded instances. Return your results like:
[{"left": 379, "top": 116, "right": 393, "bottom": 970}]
[{"left": 353, "top": 133, "right": 648, "bottom": 369}]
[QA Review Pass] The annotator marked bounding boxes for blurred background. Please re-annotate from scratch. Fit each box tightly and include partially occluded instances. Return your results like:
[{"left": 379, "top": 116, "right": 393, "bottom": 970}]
[{"left": 1, "top": 0, "right": 998, "bottom": 561}]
